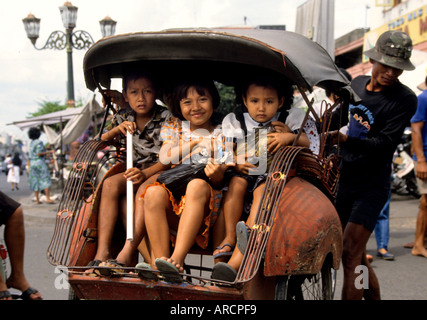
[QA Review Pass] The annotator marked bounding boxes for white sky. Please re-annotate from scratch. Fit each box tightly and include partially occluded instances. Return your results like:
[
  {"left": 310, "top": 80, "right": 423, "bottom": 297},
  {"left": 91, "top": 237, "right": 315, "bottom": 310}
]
[{"left": 0, "top": 0, "right": 371, "bottom": 140}]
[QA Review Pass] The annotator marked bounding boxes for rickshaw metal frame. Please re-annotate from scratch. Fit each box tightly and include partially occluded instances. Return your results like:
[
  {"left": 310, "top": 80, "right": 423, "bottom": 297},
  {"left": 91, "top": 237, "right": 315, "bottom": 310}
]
[{"left": 47, "top": 28, "right": 359, "bottom": 300}]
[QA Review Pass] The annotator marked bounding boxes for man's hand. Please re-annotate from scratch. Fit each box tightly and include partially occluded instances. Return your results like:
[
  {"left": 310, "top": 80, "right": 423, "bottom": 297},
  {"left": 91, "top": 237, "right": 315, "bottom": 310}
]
[
  {"left": 416, "top": 161, "right": 427, "bottom": 181},
  {"left": 326, "top": 130, "right": 348, "bottom": 145}
]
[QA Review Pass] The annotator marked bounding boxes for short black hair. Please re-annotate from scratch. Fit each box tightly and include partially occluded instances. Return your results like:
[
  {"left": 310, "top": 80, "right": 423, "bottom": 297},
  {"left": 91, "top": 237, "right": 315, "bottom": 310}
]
[
  {"left": 122, "top": 68, "right": 159, "bottom": 95},
  {"left": 169, "top": 79, "right": 221, "bottom": 121},
  {"left": 238, "top": 74, "right": 294, "bottom": 112},
  {"left": 28, "top": 127, "right": 41, "bottom": 140}
]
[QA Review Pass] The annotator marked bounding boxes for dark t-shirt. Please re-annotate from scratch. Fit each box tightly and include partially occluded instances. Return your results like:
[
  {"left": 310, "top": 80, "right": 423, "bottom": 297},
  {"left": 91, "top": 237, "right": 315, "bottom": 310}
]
[{"left": 339, "top": 75, "right": 417, "bottom": 188}]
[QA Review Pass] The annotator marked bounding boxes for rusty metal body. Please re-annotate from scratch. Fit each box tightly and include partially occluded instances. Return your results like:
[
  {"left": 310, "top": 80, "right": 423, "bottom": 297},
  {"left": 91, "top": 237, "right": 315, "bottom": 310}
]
[
  {"left": 264, "top": 177, "right": 342, "bottom": 276},
  {"left": 50, "top": 142, "right": 342, "bottom": 300}
]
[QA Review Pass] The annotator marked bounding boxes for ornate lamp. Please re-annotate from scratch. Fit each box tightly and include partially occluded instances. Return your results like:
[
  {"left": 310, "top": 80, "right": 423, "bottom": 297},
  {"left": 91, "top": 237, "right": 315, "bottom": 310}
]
[
  {"left": 22, "top": 14, "right": 41, "bottom": 45},
  {"left": 59, "top": 2, "right": 78, "bottom": 30},
  {"left": 22, "top": 2, "right": 117, "bottom": 105},
  {"left": 99, "top": 16, "right": 117, "bottom": 38}
]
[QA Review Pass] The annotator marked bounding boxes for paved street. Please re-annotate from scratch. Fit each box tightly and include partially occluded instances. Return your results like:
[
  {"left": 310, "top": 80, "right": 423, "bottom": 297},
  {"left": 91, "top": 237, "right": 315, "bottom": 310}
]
[{"left": 0, "top": 172, "right": 425, "bottom": 300}]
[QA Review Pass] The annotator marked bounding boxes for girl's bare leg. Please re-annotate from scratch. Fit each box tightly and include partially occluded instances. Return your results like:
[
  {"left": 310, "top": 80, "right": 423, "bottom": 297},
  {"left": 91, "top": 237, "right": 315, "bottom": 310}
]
[
  {"left": 144, "top": 185, "right": 174, "bottom": 267},
  {"left": 167, "top": 179, "right": 211, "bottom": 272},
  {"left": 213, "top": 176, "right": 247, "bottom": 260},
  {"left": 226, "top": 183, "right": 265, "bottom": 271}
]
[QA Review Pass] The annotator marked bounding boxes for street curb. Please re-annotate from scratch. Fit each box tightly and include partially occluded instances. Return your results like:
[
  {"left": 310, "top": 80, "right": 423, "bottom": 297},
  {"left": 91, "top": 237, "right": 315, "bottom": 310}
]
[{"left": 18, "top": 197, "right": 59, "bottom": 224}]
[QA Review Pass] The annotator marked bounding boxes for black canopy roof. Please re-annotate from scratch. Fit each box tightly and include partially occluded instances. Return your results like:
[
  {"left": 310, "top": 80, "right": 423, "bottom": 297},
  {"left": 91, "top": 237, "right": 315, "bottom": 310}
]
[{"left": 83, "top": 28, "right": 358, "bottom": 102}]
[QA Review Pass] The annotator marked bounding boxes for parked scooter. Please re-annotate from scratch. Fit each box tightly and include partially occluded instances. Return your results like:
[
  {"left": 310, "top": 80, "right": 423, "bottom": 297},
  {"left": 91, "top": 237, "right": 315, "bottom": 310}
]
[{"left": 392, "top": 127, "right": 420, "bottom": 198}]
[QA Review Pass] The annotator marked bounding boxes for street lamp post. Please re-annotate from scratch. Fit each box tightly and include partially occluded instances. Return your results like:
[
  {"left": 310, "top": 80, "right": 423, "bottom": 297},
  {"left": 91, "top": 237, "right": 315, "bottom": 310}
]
[{"left": 22, "top": 2, "right": 117, "bottom": 107}]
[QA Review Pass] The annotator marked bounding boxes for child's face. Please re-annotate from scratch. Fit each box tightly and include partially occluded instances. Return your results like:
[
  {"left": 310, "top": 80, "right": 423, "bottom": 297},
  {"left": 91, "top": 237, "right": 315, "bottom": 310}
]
[
  {"left": 123, "top": 77, "right": 156, "bottom": 117},
  {"left": 243, "top": 84, "right": 284, "bottom": 123},
  {"left": 179, "top": 86, "right": 214, "bottom": 130}
]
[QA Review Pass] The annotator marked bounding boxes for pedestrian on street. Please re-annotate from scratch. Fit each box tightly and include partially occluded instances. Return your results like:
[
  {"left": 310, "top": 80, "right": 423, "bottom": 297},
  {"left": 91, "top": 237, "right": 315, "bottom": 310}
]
[
  {"left": 374, "top": 188, "right": 395, "bottom": 260},
  {"left": 329, "top": 30, "right": 417, "bottom": 299},
  {"left": 7, "top": 153, "right": 22, "bottom": 191},
  {"left": 409, "top": 75, "right": 427, "bottom": 258},
  {"left": 0, "top": 191, "right": 43, "bottom": 300},
  {"left": 27, "top": 127, "right": 55, "bottom": 205}
]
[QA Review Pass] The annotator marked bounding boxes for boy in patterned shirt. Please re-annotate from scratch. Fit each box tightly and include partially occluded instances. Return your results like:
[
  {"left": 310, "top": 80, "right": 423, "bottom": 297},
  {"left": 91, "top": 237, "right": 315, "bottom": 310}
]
[{"left": 86, "top": 69, "right": 171, "bottom": 273}]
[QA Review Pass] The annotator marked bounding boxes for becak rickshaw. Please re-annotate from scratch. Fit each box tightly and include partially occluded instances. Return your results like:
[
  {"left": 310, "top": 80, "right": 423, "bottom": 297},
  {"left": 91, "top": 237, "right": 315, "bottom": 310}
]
[{"left": 47, "top": 28, "right": 359, "bottom": 300}]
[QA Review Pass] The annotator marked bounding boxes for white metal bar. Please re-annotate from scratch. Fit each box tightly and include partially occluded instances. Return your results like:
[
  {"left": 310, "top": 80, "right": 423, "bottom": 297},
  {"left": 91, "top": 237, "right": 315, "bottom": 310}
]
[{"left": 126, "top": 131, "right": 133, "bottom": 241}]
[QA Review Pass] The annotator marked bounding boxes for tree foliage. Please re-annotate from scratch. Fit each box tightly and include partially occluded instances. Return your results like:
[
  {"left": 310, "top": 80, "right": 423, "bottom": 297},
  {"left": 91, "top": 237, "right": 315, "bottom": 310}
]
[
  {"left": 216, "top": 82, "right": 239, "bottom": 117},
  {"left": 28, "top": 100, "right": 66, "bottom": 118},
  {"left": 28, "top": 99, "right": 84, "bottom": 118},
  {"left": 27, "top": 99, "right": 84, "bottom": 131}
]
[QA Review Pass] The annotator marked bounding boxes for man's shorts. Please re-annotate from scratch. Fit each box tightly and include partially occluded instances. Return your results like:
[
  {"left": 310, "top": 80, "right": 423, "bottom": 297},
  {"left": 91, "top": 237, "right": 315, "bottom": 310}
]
[
  {"left": 414, "top": 162, "right": 427, "bottom": 195},
  {"left": 335, "top": 184, "right": 390, "bottom": 232},
  {"left": 0, "top": 191, "right": 20, "bottom": 226}
]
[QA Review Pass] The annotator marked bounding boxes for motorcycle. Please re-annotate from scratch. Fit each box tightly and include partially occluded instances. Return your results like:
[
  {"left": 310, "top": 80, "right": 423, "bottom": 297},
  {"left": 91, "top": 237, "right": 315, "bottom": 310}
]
[{"left": 392, "top": 127, "right": 420, "bottom": 198}]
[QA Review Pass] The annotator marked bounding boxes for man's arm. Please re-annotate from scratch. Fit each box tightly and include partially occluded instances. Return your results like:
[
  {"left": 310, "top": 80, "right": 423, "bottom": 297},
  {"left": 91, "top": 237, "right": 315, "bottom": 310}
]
[{"left": 412, "top": 121, "right": 427, "bottom": 181}]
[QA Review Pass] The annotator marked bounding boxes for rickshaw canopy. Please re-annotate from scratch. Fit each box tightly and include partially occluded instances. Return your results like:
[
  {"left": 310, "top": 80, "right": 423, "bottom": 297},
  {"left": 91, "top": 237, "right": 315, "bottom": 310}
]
[{"left": 83, "top": 28, "right": 359, "bottom": 103}]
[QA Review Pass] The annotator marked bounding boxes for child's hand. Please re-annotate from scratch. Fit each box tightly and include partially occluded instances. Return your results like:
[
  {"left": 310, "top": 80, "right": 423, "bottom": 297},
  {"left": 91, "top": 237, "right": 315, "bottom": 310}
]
[
  {"left": 195, "top": 136, "right": 217, "bottom": 158},
  {"left": 267, "top": 132, "right": 294, "bottom": 153},
  {"left": 235, "top": 158, "right": 257, "bottom": 175},
  {"left": 204, "top": 160, "right": 229, "bottom": 185},
  {"left": 271, "top": 121, "right": 292, "bottom": 133},
  {"left": 117, "top": 121, "right": 136, "bottom": 136},
  {"left": 124, "top": 167, "right": 146, "bottom": 185}
]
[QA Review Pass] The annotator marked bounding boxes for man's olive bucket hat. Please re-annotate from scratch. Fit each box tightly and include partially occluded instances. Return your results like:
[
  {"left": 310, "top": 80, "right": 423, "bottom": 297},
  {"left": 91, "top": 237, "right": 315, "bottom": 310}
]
[{"left": 364, "top": 30, "right": 415, "bottom": 71}]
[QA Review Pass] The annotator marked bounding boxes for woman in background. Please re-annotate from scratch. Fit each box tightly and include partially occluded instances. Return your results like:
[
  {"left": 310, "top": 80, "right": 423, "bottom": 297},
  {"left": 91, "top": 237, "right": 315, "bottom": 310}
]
[{"left": 27, "top": 127, "right": 55, "bottom": 204}]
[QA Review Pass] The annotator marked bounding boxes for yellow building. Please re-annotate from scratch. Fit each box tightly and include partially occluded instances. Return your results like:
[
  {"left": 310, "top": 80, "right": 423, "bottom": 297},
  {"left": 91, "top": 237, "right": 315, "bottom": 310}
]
[{"left": 335, "top": 0, "right": 427, "bottom": 92}]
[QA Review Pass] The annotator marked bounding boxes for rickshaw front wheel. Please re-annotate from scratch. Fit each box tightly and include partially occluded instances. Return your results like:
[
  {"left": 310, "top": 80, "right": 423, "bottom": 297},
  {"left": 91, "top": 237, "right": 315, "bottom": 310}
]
[{"left": 274, "top": 257, "right": 335, "bottom": 300}]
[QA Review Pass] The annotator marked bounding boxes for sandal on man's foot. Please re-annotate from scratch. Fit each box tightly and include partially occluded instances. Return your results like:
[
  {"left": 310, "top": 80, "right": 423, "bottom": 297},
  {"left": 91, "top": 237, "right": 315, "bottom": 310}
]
[
  {"left": 155, "top": 259, "right": 183, "bottom": 283},
  {"left": 20, "top": 287, "right": 43, "bottom": 300},
  {"left": 0, "top": 290, "right": 12, "bottom": 300},
  {"left": 135, "top": 262, "right": 158, "bottom": 280},
  {"left": 96, "top": 259, "right": 124, "bottom": 276},
  {"left": 211, "top": 262, "right": 237, "bottom": 282},
  {"left": 236, "top": 221, "right": 250, "bottom": 254}
]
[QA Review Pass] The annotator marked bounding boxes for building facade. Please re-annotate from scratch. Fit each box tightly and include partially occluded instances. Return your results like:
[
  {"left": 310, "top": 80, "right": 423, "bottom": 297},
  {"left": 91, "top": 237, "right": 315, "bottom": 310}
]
[{"left": 335, "top": 0, "right": 427, "bottom": 92}]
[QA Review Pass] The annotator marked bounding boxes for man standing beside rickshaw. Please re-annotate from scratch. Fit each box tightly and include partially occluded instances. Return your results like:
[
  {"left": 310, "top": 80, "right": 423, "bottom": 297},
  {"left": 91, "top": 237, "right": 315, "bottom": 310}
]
[{"left": 330, "top": 30, "right": 417, "bottom": 299}]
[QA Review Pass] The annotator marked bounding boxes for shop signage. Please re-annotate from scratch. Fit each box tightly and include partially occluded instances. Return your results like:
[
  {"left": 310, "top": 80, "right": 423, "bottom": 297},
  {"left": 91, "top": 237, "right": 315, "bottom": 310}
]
[{"left": 363, "top": 4, "right": 427, "bottom": 62}]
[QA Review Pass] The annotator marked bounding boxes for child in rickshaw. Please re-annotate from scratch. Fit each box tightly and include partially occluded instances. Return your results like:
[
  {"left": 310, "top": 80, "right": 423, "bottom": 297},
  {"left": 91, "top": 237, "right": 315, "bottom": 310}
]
[
  {"left": 141, "top": 79, "right": 229, "bottom": 282},
  {"left": 212, "top": 75, "right": 310, "bottom": 281},
  {"left": 86, "top": 69, "right": 172, "bottom": 273}
]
